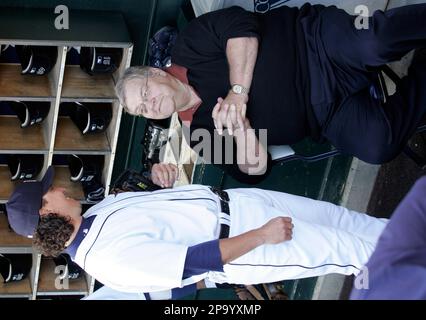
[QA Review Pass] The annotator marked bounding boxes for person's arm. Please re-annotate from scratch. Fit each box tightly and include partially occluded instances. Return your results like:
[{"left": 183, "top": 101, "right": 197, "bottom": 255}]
[
  {"left": 227, "top": 37, "right": 258, "bottom": 95},
  {"left": 187, "top": 121, "right": 272, "bottom": 184},
  {"left": 212, "top": 99, "right": 268, "bottom": 176},
  {"left": 182, "top": 217, "right": 293, "bottom": 279},
  {"left": 232, "top": 118, "right": 268, "bottom": 176},
  {"left": 219, "top": 217, "right": 293, "bottom": 264},
  {"left": 212, "top": 37, "right": 259, "bottom": 135}
]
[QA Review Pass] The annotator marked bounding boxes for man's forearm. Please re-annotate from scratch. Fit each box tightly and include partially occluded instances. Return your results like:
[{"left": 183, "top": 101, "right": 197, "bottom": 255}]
[
  {"left": 226, "top": 37, "right": 258, "bottom": 94},
  {"left": 219, "top": 229, "right": 264, "bottom": 264},
  {"left": 234, "top": 126, "right": 268, "bottom": 175}
]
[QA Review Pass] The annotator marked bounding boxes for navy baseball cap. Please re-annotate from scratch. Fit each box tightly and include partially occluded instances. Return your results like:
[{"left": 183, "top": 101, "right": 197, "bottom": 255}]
[{"left": 6, "top": 166, "right": 54, "bottom": 238}]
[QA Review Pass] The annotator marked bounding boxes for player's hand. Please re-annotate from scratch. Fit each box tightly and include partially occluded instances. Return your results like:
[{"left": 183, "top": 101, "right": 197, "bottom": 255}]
[
  {"left": 212, "top": 95, "right": 248, "bottom": 136},
  {"left": 150, "top": 163, "right": 179, "bottom": 188},
  {"left": 257, "top": 217, "right": 293, "bottom": 244}
]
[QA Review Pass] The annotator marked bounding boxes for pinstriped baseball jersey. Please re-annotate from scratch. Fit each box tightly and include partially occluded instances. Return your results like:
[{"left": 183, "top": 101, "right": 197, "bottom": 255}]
[{"left": 75, "top": 185, "right": 224, "bottom": 292}]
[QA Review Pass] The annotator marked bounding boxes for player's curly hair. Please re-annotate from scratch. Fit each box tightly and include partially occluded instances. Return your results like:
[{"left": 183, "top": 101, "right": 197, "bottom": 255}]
[{"left": 33, "top": 213, "right": 74, "bottom": 257}]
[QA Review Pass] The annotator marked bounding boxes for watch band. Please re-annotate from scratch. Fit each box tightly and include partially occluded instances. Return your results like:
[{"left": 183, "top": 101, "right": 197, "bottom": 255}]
[{"left": 231, "top": 84, "right": 249, "bottom": 95}]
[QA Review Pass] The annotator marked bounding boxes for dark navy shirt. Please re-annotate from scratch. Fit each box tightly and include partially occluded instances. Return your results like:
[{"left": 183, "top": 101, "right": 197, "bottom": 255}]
[{"left": 172, "top": 5, "right": 320, "bottom": 184}]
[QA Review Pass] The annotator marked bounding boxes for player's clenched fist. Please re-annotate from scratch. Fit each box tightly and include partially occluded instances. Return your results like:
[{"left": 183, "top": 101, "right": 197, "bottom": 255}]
[
  {"left": 257, "top": 217, "right": 293, "bottom": 244},
  {"left": 150, "top": 163, "right": 179, "bottom": 188}
]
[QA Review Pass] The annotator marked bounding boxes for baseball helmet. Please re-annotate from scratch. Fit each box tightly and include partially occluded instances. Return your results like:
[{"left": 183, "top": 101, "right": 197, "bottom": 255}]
[
  {"left": 67, "top": 154, "right": 104, "bottom": 182},
  {"left": 0, "top": 254, "right": 32, "bottom": 283},
  {"left": 15, "top": 45, "right": 58, "bottom": 76},
  {"left": 82, "top": 177, "right": 105, "bottom": 203},
  {"left": 62, "top": 102, "right": 112, "bottom": 135},
  {"left": 0, "top": 44, "right": 9, "bottom": 57},
  {"left": 7, "top": 154, "right": 44, "bottom": 181},
  {"left": 9, "top": 101, "right": 50, "bottom": 128},
  {"left": 53, "top": 254, "right": 83, "bottom": 280},
  {"left": 80, "top": 47, "right": 122, "bottom": 75}
]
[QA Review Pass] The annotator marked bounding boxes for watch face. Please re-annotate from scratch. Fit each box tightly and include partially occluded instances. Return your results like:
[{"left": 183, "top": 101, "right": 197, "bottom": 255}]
[{"left": 232, "top": 85, "right": 242, "bottom": 94}]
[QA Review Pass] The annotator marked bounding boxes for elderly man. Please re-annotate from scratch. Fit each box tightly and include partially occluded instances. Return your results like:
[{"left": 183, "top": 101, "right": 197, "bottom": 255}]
[
  {"left": 116, "top": 4, "right": 426, "bottom": 184},
  {"left": 6, "top": 166, "right": 387, "bottom": 293}
]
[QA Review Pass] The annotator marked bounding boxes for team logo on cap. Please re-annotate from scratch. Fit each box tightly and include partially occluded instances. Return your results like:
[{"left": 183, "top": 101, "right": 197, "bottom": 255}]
[
  {"left": 80, "top": 47, "right": 122, "bottom": 75},
  {"left": 7, "top": 154, "right": 44, "bottom": 181},
  {"left": 8, "top": 101, "right": 50, "bottom": 128},
  {"left": 0, "top": 254, "right": 32, "bottom": 283},
  {"left": 16, "top": 45, "right": 58, "bottom": 76}
]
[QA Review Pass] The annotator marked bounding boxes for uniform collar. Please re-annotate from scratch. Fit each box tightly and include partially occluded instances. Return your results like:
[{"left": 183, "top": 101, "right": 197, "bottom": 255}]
[{"left": 64, "top": 215, "right": 96, "bottom": 259}]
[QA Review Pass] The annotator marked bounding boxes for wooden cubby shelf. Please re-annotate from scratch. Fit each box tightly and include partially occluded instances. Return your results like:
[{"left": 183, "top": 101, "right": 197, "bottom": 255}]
[
  {"left": 0, "top": 64, "right": 54, "bottom": 99},
  {"left": 61, "top": 66, "right": 117, "bottom": 101},
  {"left": 0, "top": 6, "right": 132, "bottom": 299},
  {"left": 0, "top": 116, "right": 47, "bottom": 152},
  {"left": 36, "top": 258, "right": 88, "bottom": 296},
  {"left": 0, "top": 165, "right": 17, "bottom": 203},
  {"left": 0, "top": 214, "right": 32, "bottom": 249},
  {"left": 54, "top": 117, "right": 111, "bottom": 154},
  {"left": 0, "top": 277, "right": 32, "bottom": 298}
]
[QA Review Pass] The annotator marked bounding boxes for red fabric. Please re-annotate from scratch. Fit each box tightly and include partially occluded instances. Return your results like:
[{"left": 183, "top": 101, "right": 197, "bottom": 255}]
[{"left": 166, "top": 64, "right": 201, "bottom": 124}]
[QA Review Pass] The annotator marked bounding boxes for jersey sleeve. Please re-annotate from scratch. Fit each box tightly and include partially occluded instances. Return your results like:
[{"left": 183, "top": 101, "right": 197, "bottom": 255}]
[
  {"left": 94, "top": 241, "right": 189, "bottom": 293},
  {"left": 183, "top": 239, "right": 223, "bottom": 278},
  {"left": 172, "top": 6, "right": 260, "bottom": 67}
]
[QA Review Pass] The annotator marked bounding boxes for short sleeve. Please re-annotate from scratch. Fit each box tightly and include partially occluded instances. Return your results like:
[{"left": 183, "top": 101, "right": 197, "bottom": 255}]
[{"left": 172, "top": 6, "right": 260, "bottom": 67}]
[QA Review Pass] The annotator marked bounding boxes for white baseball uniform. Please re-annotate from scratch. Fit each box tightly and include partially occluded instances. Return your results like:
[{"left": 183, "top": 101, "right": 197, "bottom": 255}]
[
  {"left": 83, "top": 285, "right": 170, "bottom": 300},
  {"left": 73, "top": 184, "right": 387, "bottom": 293}
]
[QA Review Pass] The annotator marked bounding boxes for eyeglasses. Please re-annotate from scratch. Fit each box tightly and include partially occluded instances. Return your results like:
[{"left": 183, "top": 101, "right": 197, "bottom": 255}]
[
  {"left": 137, "top": 72, "right": 150, "bottom": 116},
  {"left": 142, "top": 71, "right": 149, "bottom": 102}
]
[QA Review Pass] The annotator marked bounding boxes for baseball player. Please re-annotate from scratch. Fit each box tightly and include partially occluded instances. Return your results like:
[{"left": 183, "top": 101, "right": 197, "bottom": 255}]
[{"left": 7, "top": 166, "right": 387, "bottom": 293}]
